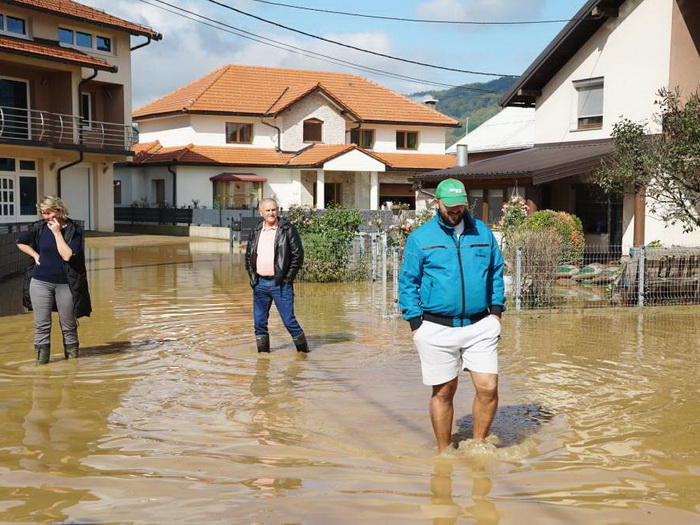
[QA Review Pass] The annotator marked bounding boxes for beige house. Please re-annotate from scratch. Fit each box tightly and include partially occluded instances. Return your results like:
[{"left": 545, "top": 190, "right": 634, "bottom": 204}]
[
  {"left": 0, "top": 0, "right": 161, "bottom": 231},
  {"left": 116, "top": 64, "right": 459, "bottom": 211},
  {"left": 418, "top": 0, "right": 700, "bottom": 248}
]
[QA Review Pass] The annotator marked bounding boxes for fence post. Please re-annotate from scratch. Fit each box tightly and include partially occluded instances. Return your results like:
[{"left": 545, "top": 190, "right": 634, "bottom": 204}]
[
  {"left": 392, "top": 247, "right": 399, "bottom": 315},
  {"left": 515, "top": 245, "right": 522, "bottom": 311},
  {"left": 638, "top": 246, "right": 646, "bottom": 307},
  {"left": 381, "top": 233, "right": 387, "bottom": 288}
]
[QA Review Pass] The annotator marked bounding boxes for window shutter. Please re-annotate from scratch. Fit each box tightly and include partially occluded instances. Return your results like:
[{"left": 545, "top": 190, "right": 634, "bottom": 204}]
[{"left": 578, "top": 84, "right": 604, "bottom": 118}]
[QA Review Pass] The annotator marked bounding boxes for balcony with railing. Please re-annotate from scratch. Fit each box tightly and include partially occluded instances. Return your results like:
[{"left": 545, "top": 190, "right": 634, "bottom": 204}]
[{"left": 0, "top": 105, "right": 133, "bottom": 152}]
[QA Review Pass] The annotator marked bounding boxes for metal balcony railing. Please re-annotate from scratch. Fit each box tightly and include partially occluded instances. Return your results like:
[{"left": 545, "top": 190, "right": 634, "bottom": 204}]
[{"left": 0, "top": 105, "right": 133, "bottom": 151}]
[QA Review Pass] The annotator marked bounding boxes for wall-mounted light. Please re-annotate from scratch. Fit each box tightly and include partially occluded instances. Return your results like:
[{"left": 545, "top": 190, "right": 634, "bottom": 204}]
[
  {"left": 102, "top": 162, "right": 109, "bottom": 174},
  {"left": 106, "top": 90, "right": 113, "bottom": 99},
  {"left": 49, "top": 162, "right": 56, "bottom": 170}
]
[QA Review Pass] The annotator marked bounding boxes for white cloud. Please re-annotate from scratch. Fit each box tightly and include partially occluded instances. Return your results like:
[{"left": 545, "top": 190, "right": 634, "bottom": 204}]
[
  {"left": 78, "top": 0, "right": 433, "bottom": 107},
  {"left": 415, "top": 0, "right": 548, "bottom": 22}
]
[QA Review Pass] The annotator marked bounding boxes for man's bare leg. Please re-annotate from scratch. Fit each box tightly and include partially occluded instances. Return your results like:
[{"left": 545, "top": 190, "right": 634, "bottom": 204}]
[
  {"left": 430, "top": 377, "right": 459, "bottom": 452},
  {"left": 470, "top": 372, "right": 498, "bottom": 441}
]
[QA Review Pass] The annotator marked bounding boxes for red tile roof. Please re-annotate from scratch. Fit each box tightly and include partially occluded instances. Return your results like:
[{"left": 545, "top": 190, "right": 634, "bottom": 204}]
[
  {"left": 5, "top": 0, "right": 161, "bottom": 38},
  {"left": 374, "top": 152, "right": 457, "bottom": 170},
  {"left": 129, "top": 141, "right": 456, "bottom": 172},
  {"left": 134, "top": 65, "right": 459, "bottom": 127},
  {"left": 0, "top": 33, "right": 116, "bottom": 71}
]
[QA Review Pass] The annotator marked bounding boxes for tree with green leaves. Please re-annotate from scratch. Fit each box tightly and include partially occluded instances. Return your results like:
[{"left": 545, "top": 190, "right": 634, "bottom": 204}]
[{"left": 595, "top": 88, "right": 700, "bottom": 232}]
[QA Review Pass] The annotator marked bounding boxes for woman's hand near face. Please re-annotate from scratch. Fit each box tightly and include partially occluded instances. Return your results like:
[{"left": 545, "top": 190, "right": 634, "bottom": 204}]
[{"left": 47, "top": 218, "right": 62, "bottom": 234}]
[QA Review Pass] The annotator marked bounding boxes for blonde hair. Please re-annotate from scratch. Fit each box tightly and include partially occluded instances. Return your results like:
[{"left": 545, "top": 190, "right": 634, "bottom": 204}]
[{"left": 38, "top": 195, "right": 69, "bottom": 218}]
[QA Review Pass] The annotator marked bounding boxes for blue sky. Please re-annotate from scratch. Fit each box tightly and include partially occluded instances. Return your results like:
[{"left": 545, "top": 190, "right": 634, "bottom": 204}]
[{"left": 81, "top": 0, "right": 586, "bottom": 107}]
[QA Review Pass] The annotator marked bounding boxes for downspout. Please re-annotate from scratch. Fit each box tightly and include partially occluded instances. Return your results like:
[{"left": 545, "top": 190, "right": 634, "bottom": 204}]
[
  {"left": 56, "top": 150, "right": 83, "bottom": 197},
  {"left": 130, "top": 35, "right": 154, "bottom": 52},
  {"left": 259, "top": 87, "right": 298, "bottom": 154},
  {"left": 167, "top": 164, "right": 177, "bottom": 208}
]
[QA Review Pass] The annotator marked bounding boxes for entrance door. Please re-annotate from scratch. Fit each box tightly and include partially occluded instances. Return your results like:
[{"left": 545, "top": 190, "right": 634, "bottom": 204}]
[
  {"left": 0, "top": 77, "right": 29, "bottom": 140},
  {"left": 62, "top": 167, "right": 92, "bottom": 229}
]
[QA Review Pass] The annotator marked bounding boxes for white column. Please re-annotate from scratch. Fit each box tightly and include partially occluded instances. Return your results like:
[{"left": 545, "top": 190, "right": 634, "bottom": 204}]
[
  {"left": 369, "top": 171, "right": 379, "bottom": 210},
  {"left": 316, "top": 170, "right": 325, "bottom": 209}
]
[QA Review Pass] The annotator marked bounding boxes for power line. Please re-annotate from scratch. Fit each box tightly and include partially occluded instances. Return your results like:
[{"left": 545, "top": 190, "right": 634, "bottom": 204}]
[
  {"left": 140, "top": 0, "right": 509, "bottom": 95},
  {"left": 204, "top": 0, "right": 518, "bottom": 77},
  {"left": 249, "top": 0, "right": 580, "bottom": 26}
]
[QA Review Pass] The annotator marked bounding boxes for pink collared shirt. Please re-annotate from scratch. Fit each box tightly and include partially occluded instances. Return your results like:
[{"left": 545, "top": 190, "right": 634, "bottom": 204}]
[{"left": 256, "top": 223, "right": 278, "bottom": 277}]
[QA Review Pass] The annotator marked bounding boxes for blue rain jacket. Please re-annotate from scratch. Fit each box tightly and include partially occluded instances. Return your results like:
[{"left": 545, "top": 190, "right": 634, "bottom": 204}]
[{"left": 399, "top": 210, "right": 505, "bottom": 326}]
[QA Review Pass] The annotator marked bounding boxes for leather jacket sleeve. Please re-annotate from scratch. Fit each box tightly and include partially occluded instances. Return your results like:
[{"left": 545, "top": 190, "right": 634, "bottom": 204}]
[{"left": 284, "top": 224, "right": 304, "bottom": 283}]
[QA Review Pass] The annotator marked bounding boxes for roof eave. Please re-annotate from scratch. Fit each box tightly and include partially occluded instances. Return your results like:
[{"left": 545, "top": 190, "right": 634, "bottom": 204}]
[{"left": 500, "top": 0, "right": 626, "bottom": 107}]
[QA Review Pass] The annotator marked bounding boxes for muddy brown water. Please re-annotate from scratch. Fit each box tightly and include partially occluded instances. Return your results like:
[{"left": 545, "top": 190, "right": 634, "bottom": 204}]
[{"left": 0, "top": 236, "right": 699, "bottom": 524}]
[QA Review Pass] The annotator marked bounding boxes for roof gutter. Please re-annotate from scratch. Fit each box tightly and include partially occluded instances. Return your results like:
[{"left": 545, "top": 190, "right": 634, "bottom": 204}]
[
  {"left": 131, "top": 35, "right": 155, "bottom": 52},
  {"left": 260, "top": 86, "right": 299, "bottom": 154}
]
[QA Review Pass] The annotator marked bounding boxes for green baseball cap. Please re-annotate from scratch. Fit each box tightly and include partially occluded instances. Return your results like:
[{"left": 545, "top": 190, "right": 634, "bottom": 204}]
[{"left": 435, "top": 179, "right": 468, "bottom": 207}]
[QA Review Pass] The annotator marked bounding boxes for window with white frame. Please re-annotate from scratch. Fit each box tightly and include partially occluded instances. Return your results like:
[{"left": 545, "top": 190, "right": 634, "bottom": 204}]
[
  {"left": 575, "top": 78, "right": 604, "bottom": 130},
  {"left": 81, "top": 92, "right": 92, "bottom": 128},
  {"left": 59, "top": 27, "right": 112, "bottom": 53},
  {"left": 0, "top": 13, "right": 26, "bottom": 36},
  {"left": 0, "top": 156, "right": 38, "bottom": 221}
]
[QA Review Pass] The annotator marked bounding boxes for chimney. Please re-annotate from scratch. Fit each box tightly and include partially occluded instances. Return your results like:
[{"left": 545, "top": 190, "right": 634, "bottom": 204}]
[
  {"left": 456, "top": 144, "right": 468, "bottom": 167},
  {"left": 423, "top": 96, "right": 438, "bottom": 108}
]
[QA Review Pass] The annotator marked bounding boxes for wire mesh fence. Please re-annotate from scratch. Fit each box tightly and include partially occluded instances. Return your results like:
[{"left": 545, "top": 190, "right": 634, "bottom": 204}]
[{"left": 297, "top": 234, "right": 700, "bottom": 314}]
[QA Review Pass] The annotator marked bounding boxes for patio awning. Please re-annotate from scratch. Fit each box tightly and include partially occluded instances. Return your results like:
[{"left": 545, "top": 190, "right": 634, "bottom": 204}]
[
  {"left": 412, "top": 139, "right": 615, "bottom": 186},
  {"left": 209, "top": 173, "right": 267, "bottom": 182}
]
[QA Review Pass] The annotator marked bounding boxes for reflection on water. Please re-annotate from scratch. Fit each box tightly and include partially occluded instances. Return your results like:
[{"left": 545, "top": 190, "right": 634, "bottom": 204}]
[{"left": 0, "top": 236, "right": 699, "bottom": 523}]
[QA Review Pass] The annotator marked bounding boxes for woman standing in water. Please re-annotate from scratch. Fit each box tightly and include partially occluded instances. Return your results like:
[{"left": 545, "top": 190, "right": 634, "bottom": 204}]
[{"left": 16, "top": 196, "right": 91, "bottom": 364}]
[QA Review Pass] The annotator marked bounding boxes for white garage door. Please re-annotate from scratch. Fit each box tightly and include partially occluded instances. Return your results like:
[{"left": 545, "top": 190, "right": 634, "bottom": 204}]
[{"left": 61, "top": 166, "right": 92, "bottom": 230}]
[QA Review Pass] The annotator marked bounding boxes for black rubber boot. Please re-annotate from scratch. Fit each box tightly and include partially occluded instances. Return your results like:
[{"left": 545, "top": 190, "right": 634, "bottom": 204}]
[
  {"left": 64, "top": 344, "right": 79, "bottom": 359},
  {"left": 35, "top": 344, "right": 50, "bottom": 365},
  {"left": 256, "top": 334, "right": 270, "bottom": 353},
  {"left": 292, "top": 332, "right": 309, "bottom": 353}
]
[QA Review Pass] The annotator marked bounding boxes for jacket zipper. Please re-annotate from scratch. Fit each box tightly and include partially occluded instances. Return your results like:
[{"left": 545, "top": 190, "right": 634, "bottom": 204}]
[{"left": 453, "top": 231, "right": 466, "bottom": 327}]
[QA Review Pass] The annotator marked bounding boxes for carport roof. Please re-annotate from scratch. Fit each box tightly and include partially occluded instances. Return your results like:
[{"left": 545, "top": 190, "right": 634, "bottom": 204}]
[{"left": 412, "top": 139, "right": 614, "bottom": 186}]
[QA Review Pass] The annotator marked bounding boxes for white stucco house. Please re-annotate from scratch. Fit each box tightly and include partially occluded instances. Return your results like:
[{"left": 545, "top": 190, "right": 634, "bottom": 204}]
[
  {"left": 0, "top": 0, "right": 161, "bottom": 231},
  {"left": 418, "top": 0, "right": 700, "bottom": 248},
  {"left": 115, "top": 64, "right": 459, "bottom": 212}
]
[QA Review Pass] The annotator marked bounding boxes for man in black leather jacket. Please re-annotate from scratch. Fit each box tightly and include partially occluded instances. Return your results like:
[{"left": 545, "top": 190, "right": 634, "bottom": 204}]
[{"left": 245, "top": 198, "right": 308, "bottom": 353}]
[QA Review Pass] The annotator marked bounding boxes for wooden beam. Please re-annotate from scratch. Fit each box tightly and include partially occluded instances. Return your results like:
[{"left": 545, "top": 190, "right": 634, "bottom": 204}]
[
  {"left": 633, "top": 187, "right": 646, "bottom": 247},
  {"left": 517, "top": 88, "right": 541, "bottom": 98}
]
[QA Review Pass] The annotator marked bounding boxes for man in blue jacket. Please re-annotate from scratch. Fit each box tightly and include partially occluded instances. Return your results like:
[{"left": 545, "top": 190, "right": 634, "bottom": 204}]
[{"left": 399, "top": 179, "right": 505, "bottom": 452}]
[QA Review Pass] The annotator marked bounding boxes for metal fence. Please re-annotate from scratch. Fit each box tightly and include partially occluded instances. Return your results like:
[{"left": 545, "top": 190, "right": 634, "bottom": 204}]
[
  {"left": 0, "top": 222, "right": 35, "bottom": 281},
  {"left": 313, "top": 236, "right": 700, "bottom": 314}
]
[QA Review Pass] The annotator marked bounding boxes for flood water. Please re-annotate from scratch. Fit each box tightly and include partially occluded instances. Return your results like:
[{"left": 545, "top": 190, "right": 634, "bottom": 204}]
[{"left": 1, "top": 235, "right": 699, "bottom": 524}]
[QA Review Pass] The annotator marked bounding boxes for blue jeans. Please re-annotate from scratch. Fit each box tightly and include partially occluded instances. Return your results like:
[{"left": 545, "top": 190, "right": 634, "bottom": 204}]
[{"left": 253, "top": 278, "right": 303, "bottom": 337}]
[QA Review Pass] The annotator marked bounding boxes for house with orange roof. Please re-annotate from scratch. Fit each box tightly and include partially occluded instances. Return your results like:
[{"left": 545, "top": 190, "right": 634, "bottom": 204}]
[
  {"left": 116, "top": 64, "right": 459, "bottom": 211},
  {"left": 0, "top": 0, "right": 161, "bottom": 230}
]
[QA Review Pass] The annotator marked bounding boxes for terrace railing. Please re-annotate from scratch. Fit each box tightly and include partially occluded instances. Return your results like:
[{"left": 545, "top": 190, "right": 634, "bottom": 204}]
[{"left": 0, "top": 105, "right": 133, "bottom": 151}]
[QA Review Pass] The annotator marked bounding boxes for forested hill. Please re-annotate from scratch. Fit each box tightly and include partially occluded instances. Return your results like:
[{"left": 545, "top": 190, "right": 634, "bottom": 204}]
[{"left": 410, "top": 76, "right": 518, "bottom": 147}]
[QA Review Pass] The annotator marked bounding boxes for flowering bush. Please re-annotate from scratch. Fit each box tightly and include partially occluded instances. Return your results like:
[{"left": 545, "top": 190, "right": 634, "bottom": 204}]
[
  {"left": 387, "top": 207, "right": 434, "bottom": 246},
  {"left": 499, "top": 196, "right": 529, "bottom": 237}
]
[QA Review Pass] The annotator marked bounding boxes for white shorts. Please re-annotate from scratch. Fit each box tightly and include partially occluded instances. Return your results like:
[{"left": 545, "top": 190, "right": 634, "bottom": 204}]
[{"left": 412, "top": 316, "right": 501, "bottom": 385}]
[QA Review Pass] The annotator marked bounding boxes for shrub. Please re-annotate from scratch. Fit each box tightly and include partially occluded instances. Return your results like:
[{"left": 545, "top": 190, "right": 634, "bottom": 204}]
[
  {"left": 387, "top": 207, "right": 434, "bottom": 247},
  {"left": 503, "top": 228, "right": 563, "bottom": 308},
  {"left": 288, "top": 205, "right": 365, "bottom": 282},
  {"left": 518, "top": 210, "right": 585, "bottom": 264}
]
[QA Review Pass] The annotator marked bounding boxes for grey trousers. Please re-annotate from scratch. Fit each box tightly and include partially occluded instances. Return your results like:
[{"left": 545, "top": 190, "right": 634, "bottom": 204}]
[{"left": 29, "top": 278, "right": 78, "bottom": 347}]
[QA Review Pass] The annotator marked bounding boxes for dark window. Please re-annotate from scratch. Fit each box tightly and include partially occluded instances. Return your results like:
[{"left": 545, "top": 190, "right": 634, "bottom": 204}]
[
  {"left": 96, "top": 36, "right": 111, "bottom": 52},
  {"left": 6, "top": 15, "right": 25, "bottom": 35},
  {"left": 303, "top": 119, "right": 323, "bottom": 142},
  {"left": 153, "top": 179, "right": 165, "bottom": 205},
  {"left": 324, "top": 182, "right": 342, "bottom": 206},
  {"left": 19, "top": 176, "right": 37, "bottom": 215},
  {"left": 225, "top": 123, "right": 253, "bottom": 143},
  {"left": 58, "top": 28, "right": 73, "bottom": 45},
  {"left": 81, "top": 93, "right": 92, "bottom": 126},
  {"left": 76, "top": 31, "right": 92, "bottom": 48},
  {"left": 114, "top": 180, "right": 122, "bottom": 204},
  {"left": 19, "top": 160, "right": 35, "bottom": 171},
  {"left": 396, "top": 131, "right": 418, "bottom": 150},
  {"left": 0, "top": 157, "right": 16, "bottom": 171},
  {"left": 351, "top": 129, "right": 374, "bottom": 148}
]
